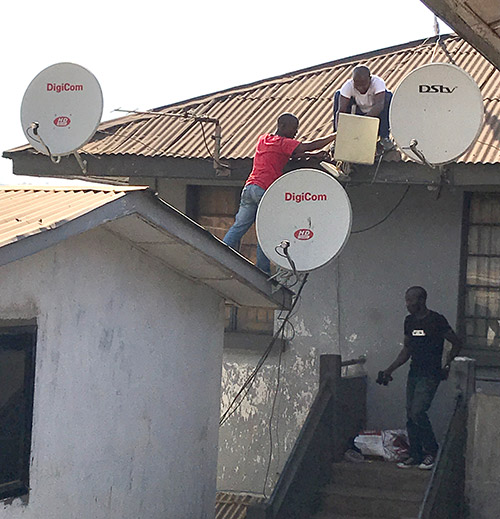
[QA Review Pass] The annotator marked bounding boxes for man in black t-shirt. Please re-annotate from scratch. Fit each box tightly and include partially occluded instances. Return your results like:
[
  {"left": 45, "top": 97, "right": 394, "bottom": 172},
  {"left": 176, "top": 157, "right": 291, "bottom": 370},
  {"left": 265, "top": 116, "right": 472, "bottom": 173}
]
[{"left": 380, "top": 286, "right": 462, "bottom": 470}]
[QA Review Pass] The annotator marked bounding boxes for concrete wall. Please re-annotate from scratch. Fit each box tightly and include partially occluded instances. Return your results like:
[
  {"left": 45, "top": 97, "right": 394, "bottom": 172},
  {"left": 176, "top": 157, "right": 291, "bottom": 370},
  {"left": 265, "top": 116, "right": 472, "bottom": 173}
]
[
  {"left": 338, "top": 184, "right": 463, "bottom": 438},
  {"left": 466, "top": 392, "right": 500, "bottom": 519},
  {"left": 216, "top": 184, "right": 464, "bottom": 494},
  {"left": 0, "top": 226, "right": 224, "bottom": 519},
  {"left": 218, "top": 266, "right": 341, "bottom": 494}
]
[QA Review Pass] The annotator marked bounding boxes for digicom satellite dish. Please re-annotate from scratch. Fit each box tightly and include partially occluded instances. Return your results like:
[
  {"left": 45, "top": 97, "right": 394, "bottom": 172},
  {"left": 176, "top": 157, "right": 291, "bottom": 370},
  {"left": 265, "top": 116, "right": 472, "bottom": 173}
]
[
  {"left": 389, "top": 63, "right": 484, "bottom": 165},
  {"left": 21, "top": 62, "right": 103, "bottom": 157},
  {"left": 256, "top": 169, "right": 352, "bottom": 272},
  {"left": 334, "top": 113, "right": 379, "bottom": 165}
]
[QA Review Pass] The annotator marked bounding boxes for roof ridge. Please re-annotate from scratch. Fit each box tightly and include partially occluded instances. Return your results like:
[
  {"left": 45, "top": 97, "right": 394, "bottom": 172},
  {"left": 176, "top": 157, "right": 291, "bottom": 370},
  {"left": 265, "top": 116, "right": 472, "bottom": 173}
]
[{"left": 100, "top": 34, "right": 457, "bottom": 129}]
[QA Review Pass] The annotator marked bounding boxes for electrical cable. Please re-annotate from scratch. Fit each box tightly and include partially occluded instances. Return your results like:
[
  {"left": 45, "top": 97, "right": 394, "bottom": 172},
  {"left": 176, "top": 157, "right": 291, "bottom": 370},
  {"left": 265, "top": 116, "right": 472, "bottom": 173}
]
[
  {"left": 351, "top": 185, "right": 410, "bottom": 234},
  {"left": 27, "top": 123, "right": 61, "bottom": 164},
  {"left": 199, "top": 120, "right": 215, "bottom": 159},
  {"left": 430, "top": 35, "right": 442, "bottom": 63},
  {"left": 198, "top": 120, "right": 231, "bottom": 170},
  {"left": 263, "top": 323, "right": 285, "bottom": 497},
  {"left": 219, "top": 273, "right": 309, "bottom": 427},
  {"left": 370, "top": 153, "right": 384, "bottom": 184}
]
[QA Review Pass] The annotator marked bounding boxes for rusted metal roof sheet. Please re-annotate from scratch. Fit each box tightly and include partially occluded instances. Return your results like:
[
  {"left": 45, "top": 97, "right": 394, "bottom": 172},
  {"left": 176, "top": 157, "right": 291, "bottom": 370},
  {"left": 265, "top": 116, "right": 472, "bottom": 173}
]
[
  {"left": 0, "top": 185, "right": 145, "bottom": 248},
  {"left": 9, "top": 35, "right": 500, "bottom": 165},
  {"left": 215, "top": 492, "right": 265, "bottom": 519}
]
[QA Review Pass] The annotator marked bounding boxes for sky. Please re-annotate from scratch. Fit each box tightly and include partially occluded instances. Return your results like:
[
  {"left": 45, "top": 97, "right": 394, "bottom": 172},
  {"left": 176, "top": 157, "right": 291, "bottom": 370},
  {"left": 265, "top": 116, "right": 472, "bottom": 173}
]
[{"left": 0, "top": 0, "right": 450, "bottom": 185}]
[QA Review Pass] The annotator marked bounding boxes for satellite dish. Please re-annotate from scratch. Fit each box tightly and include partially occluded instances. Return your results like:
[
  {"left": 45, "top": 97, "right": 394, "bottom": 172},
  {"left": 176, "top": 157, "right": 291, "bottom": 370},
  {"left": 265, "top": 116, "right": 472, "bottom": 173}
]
[
  {"left": 21, "top": 62, "right": 103, "bottom": 157},
  {"left": 389, "top": 63, "right": 483, "bottom": 165},
  {"left": 256, "top": 169, "right": 352, "bottom": 272}
]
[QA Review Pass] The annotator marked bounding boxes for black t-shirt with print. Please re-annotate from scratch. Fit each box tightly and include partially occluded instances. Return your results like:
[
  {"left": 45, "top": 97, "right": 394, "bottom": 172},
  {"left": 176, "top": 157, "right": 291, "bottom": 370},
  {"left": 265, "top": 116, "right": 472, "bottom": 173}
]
[{"left": 404, "top": 310, "right": 452, "bottom": 377}]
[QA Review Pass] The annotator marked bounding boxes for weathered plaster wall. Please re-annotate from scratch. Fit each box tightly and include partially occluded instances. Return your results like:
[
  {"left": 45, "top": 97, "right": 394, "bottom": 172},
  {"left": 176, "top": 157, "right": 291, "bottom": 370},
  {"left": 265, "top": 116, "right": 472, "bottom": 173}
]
[
  {"left": 466, "top": 392, "right": 500, "bottom": 519},
  {"left": 0, "top": 226, "right": 224, "bottom": 519},
  {"left": 217, "top": 184, "right": 463, "bottom": 494},
  {"left": 218, "top": 264, "right": 341, "bottom": 494}
]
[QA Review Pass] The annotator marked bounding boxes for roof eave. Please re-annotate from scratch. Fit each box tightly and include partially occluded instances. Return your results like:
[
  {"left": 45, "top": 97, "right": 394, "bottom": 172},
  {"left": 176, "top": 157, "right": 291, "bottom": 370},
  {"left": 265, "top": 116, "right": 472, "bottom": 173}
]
[
  {"left": 0, "top": 190, "right": 292, "bottom": 310},
  {"left": 421, "top": 0, "right": 500, "bottom": 70}
]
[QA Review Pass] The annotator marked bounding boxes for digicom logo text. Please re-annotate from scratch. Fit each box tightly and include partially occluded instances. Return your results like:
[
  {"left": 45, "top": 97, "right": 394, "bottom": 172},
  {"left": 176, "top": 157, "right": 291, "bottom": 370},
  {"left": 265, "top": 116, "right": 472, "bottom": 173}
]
[
  {"left": 284, "top": 192, "right": 327, "bottom": 203},
  {"left": 418, "top": 84, "right": 457, "bottom": 94},
  {"left": 47, "top": 83, "right": 84, "bottom": 93}
]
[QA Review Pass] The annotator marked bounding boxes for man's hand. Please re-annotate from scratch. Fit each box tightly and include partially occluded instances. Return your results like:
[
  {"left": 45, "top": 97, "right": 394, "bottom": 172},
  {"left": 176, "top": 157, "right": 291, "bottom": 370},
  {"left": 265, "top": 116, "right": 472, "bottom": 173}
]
[{"left": 376, "top": 370, "right": 393, "bottom": 386}]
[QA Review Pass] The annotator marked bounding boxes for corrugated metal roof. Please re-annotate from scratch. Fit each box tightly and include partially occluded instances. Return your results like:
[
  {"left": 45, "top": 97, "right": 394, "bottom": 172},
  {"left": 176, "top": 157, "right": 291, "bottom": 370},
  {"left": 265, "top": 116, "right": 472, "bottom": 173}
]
[
  {"left": 421, "top": 0, "right": 500, "bottom": 70},
  {"left": 215, "top": 492, "right": 265, "bottom": 519},
  {"left": 0, "top": 185, "right": 146, "bottom": 248},
  {"left": 8, "top": 35, "right": 500, "bottom": 165}
]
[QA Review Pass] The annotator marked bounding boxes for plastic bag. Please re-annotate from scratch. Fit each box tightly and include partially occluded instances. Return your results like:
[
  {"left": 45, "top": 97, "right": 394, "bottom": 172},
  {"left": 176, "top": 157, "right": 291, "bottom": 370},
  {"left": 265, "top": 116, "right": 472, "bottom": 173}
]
[
  {"left": 381, "top": 429, "right": 409, "bottom": 462},
  {"left": 354, "top": 430, "right": 385, "bottom": 457},
  {"left": 353, "top": 429, "right": 409, "bottom": 461}
]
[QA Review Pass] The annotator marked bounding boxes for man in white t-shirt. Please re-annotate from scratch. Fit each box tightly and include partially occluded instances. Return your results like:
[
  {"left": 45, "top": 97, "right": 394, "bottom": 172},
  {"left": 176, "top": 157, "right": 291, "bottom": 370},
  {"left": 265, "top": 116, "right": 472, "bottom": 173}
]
[{"left": 333, "top": 65, "right": 394, "bottom": 149}]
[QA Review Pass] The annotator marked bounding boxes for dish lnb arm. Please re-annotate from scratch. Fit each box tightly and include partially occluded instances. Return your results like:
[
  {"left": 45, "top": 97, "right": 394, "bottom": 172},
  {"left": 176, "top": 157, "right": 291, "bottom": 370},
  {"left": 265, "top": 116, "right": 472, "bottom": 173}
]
[
  {"left": 402, "top": 138, "right": 436, "bottom": 169},
  {"left": 275, "top": 240, "right": 297, "bottom": 276},
  {"left": 26, "top": 122, "right": 61, "bottom": 164}
]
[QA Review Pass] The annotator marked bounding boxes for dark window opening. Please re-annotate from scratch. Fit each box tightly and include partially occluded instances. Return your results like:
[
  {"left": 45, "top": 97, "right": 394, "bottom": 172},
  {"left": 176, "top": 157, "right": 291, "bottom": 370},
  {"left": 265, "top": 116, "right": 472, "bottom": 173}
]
[
  {"left": 460, "top": 193, "right": 500, "bottom": 366},
  {"left": 0, "top": 326, "right": 37, "bottom": 500}
]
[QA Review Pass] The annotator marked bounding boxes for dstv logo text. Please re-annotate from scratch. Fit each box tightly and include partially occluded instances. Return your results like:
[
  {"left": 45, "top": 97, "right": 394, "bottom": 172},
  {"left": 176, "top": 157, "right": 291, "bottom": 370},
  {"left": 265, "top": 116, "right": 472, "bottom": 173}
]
[
  {"left": 294, "top": 229, "right": 314, "bottom": 241},
  {"left": 53, "top": 116, "right": 71, "bottom": 127},
  {"left": 284, "top": 192, "right": 327, "bottom": 203},
  {"left": 47, "top": 82, "right": 84, "bottom": 93},
  {"left": 418, "top": 84, "right": 457, "bottom": 94}
]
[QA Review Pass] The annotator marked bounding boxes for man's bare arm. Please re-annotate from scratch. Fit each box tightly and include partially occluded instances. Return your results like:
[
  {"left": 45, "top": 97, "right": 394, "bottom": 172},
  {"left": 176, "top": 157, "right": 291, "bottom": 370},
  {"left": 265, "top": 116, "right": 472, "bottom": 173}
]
[
  {"left": 338, "top": 94, "right": 351, "bottom": 114},
  {"left": 443, "top": 329, "right": 462, "bottom": 367},
  {"left": 384, "top": 336, "right": 411, "bottom": 376},
  {"left": 364, "top": 91, "right": 385, "bottom": 117},
  {"left": 293, "top": 133, "right": 336, "bottom": 157}
]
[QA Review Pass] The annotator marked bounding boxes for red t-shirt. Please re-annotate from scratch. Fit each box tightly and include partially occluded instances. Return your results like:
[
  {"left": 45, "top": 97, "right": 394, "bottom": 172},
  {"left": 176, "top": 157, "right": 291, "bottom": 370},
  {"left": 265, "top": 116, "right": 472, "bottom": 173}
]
[{"left": 245, "top": 134, "right": 300, "bottom": 190}]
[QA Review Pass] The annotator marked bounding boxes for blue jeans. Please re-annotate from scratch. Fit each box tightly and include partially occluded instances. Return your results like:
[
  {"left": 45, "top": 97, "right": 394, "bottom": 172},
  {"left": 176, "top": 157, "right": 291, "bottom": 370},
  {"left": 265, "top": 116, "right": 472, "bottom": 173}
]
[
  {"left": 223, "top": 184, "right": 270, "bottom": 274},
  {"left": 406, "top": 374, "right": 440, "bottom": 461},
  {"left": 333, "top": 89, "right": 393, "bottom": 138}
]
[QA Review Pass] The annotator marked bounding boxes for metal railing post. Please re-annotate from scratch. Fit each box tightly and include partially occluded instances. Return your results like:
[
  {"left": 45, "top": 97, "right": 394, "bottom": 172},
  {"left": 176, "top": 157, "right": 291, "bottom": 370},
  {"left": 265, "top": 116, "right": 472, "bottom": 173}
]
[{"left": 453, "top": 356, "right": 476, "bottom": 402}]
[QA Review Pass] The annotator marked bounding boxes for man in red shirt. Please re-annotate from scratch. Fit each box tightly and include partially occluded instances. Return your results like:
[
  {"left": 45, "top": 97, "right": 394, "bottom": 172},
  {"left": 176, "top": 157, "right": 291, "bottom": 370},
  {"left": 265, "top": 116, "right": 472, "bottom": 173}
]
[{"left": 223, "top": 113, "right": 336, "bottom": 274}]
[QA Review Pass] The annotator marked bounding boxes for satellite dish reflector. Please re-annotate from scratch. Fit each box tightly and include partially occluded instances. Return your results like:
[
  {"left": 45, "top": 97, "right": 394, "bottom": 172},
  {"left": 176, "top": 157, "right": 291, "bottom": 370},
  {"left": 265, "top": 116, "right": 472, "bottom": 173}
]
[
  {"left": 256, "top": 169, "right": 352, "bottom": 272},
  {"left": 389, "top": 63, "right": 483, "bottom": 165},
  {"left": 21, "top": 62, "right": 103, "bottom": 157},
  {"left": 334, "top": 113, "right": 380, "bottom": 165}
]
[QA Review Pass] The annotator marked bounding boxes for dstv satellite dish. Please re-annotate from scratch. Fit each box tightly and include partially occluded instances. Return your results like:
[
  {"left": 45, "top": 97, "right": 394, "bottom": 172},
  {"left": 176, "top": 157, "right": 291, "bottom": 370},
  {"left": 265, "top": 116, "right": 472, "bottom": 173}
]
[
  {"left": 256, "top": 169, "right": 352, "bottom": 272},
  {"left": 334, "top": 113, "right": 379, "bottom": 165},
  {"left": 389, "top": 63, "right": 483, "bottom": 165},
  {"left": 21, "top": 62, "right": 103, "bottom": 157}
]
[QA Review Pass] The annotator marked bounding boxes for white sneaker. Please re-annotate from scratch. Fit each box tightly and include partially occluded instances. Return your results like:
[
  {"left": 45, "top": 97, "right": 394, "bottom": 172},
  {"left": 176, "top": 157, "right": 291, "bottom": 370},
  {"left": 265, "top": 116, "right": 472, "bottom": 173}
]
[
  {"left": 418, "top": 454, "right": 435, "bottom": 470},
  {"left": 397, "top": 457, "right": 420, "bottom": 469}
]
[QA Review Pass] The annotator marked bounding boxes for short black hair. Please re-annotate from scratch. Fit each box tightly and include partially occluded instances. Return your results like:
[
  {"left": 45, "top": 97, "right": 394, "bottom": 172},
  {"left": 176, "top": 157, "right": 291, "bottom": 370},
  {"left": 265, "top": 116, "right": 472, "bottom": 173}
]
[
  {"left": 277, "top": 113, "right": 299, "bottom": 126},
  {"left": 353, "top": 65, "right": 371, "bottom": 77},
  {"left": 406, "top": 286, "right": 427, "bottom": 301}
]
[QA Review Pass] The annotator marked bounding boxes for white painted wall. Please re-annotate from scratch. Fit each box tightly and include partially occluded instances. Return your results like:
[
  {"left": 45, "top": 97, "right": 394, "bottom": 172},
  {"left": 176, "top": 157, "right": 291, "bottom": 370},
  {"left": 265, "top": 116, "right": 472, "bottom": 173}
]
[{"left": 0, "top": 226, "right": 224, "bottom": 519}]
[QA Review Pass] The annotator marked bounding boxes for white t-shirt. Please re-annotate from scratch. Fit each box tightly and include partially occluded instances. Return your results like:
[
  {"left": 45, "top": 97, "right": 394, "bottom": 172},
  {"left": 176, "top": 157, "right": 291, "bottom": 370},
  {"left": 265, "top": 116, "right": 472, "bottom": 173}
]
[{"left": 339, "top": 75, "right": 386, "bottom": 114}]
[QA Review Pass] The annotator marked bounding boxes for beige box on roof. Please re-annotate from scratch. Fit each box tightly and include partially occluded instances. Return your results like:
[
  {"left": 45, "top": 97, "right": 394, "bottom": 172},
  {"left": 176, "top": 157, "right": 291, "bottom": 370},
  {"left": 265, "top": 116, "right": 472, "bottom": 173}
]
[{"left": 334, "top": 113, "right": 379, "bottom": 165}]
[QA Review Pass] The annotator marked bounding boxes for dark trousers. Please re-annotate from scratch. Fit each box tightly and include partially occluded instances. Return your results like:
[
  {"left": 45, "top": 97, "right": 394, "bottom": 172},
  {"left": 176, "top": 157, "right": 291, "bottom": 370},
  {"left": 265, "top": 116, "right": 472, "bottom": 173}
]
[
  {"left": 333, "top": 90, "right": 393, "bottom": 138},
  {"left": 406, "top": 374, "right": 440, "bottom": 461}
]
